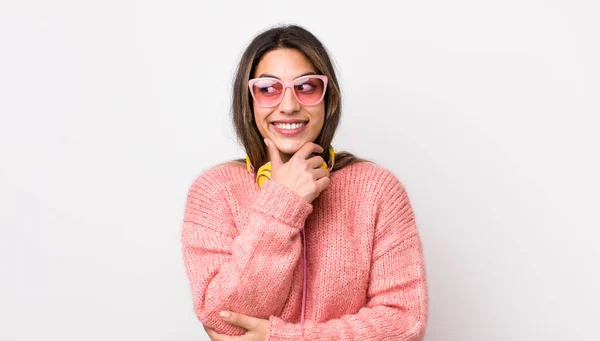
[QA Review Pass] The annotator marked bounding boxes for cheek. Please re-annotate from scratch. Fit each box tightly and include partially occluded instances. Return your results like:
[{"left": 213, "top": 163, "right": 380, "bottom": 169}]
[
  {"left": 253, "top": 107, "right": 272, "bottom": 131},
  {"left": 252, "top": 106, "right": 264, "bottom": 123},
  {"left": 309, "top": 105, "right": 326, "bottom": 128}
]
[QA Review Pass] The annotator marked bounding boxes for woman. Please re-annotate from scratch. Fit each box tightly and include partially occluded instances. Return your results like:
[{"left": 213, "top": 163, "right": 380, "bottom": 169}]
[{"left": 181, "top": 25, "right": 428, "bottom": 340}]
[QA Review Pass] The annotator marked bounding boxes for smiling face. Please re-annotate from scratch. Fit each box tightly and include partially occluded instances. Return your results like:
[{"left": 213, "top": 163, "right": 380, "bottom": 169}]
[{"left": 252, "top": 48, "right": 325, "bottom": 163}]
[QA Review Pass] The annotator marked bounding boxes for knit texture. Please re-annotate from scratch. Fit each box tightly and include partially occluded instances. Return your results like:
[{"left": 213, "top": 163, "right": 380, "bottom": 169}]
[{"left": 181, "top": 161, "right": 428, "bottom": 340}]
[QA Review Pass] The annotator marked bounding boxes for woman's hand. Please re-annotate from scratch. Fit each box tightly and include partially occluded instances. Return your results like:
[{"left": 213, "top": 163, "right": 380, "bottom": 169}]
[
  {"left": 203, "top": 311, "right": 269, "bottom": 341},
  {"left": 265, "top": 138, "right": 330, "bottom": 203}
]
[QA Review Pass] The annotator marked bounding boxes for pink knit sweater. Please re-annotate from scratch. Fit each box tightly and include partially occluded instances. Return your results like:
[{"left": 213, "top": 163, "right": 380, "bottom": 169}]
[{"left": 181, "top": 161, "right": 428, "bottom": 340}]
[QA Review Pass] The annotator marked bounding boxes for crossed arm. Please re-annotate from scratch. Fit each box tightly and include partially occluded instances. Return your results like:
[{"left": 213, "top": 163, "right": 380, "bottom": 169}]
[{"left": 182, "top": 169, "right": 428, "bottom": 340}]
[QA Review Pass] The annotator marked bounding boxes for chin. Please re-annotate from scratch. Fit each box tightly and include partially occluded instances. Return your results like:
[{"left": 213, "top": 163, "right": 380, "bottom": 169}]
[{"left": 272, "top": 138, "right": 306, "bottom": 154}]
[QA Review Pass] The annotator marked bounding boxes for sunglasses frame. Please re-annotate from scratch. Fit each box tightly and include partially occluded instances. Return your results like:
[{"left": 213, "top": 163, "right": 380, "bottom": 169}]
[{"left": 248, "top": 75, "right": 328, "bottom": 108}]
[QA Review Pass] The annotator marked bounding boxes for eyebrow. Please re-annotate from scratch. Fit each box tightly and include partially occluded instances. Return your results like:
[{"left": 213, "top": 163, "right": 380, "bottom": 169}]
[{"left": 257, "top": 71, "right": 317, "bottom": 79}]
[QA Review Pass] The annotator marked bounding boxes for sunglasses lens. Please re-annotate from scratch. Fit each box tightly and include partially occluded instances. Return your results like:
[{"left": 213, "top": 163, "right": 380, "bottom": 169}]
[
  {"left": 251, "top": 79, "right": 284, "bottom": 107},
  {"left": 293, "top": 77, "right": 325, "bottom": 105}
]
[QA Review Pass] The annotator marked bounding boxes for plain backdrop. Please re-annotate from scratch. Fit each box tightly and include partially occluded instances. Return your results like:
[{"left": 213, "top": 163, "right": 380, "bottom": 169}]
[{"left": 1, "top": 1, "right": 599, "bottom": 340}]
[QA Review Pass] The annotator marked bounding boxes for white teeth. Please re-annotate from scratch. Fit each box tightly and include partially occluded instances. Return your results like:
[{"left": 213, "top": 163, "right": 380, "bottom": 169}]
[{"left": 274, "top": 122, "right": 306, "bottom": 130}]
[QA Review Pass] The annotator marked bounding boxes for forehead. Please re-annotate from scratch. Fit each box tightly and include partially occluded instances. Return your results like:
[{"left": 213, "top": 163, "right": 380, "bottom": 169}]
[{"left": 254, "top": 48, "right": 316, "bottom": 79}]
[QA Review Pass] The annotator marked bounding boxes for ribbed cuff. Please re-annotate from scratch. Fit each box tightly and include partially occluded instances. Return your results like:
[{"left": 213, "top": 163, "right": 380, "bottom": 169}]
[{"left": 252, "top": 180, "right": 313, "bottom": 229}]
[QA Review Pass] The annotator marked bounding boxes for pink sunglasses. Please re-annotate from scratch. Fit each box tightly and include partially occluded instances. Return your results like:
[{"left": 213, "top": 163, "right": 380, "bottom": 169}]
[{"left": 248, "top": 75, "right": 328, "bottom": 108}]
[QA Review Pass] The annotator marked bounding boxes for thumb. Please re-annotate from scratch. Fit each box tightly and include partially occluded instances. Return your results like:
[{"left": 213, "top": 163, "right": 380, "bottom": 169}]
[
  {"left": 220, "top": 310, "right": 259, "bottom": 330},
  {"left": 264, "top": 138, "right": 283, "bottom": 168}
]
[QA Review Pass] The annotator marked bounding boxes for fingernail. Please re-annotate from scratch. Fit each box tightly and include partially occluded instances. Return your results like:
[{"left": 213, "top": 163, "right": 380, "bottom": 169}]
[{"left": 219, "top": 311, "right": 230, "bottom": 318}]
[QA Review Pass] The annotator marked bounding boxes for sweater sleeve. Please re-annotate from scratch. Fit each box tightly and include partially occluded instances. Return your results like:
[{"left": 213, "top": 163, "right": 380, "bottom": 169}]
[
  {"left": 266, "top": 173, "right": 428, "bottom": 341},
  {"left": 181, "top": 168, "right": 313, "bottom": 336}
]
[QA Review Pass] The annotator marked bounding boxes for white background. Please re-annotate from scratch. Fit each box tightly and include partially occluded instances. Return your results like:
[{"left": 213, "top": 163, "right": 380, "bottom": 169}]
[{"left": 1, "top": 1, "right": 599, "bottom": 340}]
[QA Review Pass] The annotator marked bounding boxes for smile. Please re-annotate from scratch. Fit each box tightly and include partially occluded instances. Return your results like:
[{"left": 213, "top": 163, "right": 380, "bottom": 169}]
[
  {"left": 270, "top": 122, "right": 308, "bottom": 136},
  {"left": 273, "top": 122, "right": 307, "bottom": 130}
]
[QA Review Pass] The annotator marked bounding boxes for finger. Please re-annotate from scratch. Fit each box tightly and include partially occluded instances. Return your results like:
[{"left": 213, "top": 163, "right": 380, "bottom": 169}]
[
  {"left": 264, "top": 138, "right": 283, "bottom": 169},
  {"left": 205, "top": 328, "right": 245, "bottom": 341},
  {"left": 291, "top": 142, "right": 324, "bottom": 163},
  {"left": 316, "top": 175, "right": 331, "bottom": 192},
  {"left": 311, "top": 167, "right": 328, "bottom": 180},
  {"left": 220, "top": 310, "right": 259, "bottom": 330},
  {"left": 306, "top": 155, "right": 325, "bottom": 169},
  {"left": 204, "top": 327, "right": 222, "bottom": 341},
  {"left": 202, "top": 324, "right": 212, "bottom": 333}
]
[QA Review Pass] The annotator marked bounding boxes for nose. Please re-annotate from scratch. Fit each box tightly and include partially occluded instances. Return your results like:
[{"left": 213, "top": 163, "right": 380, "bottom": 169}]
[{"left": 278, "top": 86, "right": 300, "bottom": 114}]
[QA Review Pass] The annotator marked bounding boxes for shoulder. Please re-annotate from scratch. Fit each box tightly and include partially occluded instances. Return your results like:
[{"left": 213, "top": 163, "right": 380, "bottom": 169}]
[
  {"left": 332, "top": 161, "right": 408, "bottom": 199},
  {"left": 344, "top": 163, "right": 418, "bottom": 234},
  {"left": 187, "top": 161, "right": 249, "bottom": 197}
]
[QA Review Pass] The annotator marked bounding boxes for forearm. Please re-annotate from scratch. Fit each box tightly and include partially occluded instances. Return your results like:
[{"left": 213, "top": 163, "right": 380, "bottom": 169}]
[
  {"left": 268, "top": 304, "right": 427, "bottom": 341},
  {"left": 190, "top": 221, "right": 302, "bottom": 334},
  {"left": 183, "top": 179, "right": 312, "bottom": 335}
]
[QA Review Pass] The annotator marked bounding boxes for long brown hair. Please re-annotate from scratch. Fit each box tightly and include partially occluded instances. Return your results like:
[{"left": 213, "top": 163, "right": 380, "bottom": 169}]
[{"left": 227, "top": 24, "right": 370, "bottom": 172}]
